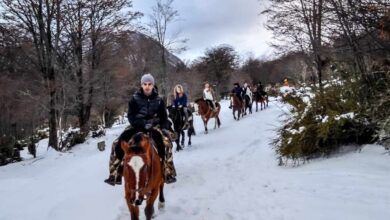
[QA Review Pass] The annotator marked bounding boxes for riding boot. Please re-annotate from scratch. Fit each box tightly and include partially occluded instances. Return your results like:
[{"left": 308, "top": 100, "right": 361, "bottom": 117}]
[
  {"left": 183, "top": 107, "right": 189, "bottom": 129},
  {"left": 212, "top": 102, "right": 217, "bottom": 112}
]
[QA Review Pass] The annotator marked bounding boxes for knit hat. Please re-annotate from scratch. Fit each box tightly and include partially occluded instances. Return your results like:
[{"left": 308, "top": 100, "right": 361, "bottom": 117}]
[{"left": 141, "top": 73, "right": 155, "bottom": 85}]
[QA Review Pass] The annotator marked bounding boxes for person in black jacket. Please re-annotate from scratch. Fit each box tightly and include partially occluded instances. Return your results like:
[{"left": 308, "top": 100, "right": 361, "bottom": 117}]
[
  {"left": 104, "top": 73, "right": 177, "bottom": 186},
  {"left": 229, "top": 82, "right": 244, "bottom": 109}
]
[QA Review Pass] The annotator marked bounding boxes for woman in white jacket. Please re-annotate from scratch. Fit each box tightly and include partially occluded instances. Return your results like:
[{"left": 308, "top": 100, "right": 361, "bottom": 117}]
[{"left": 203, "top": 82, "right": 217, "bottom": 111}]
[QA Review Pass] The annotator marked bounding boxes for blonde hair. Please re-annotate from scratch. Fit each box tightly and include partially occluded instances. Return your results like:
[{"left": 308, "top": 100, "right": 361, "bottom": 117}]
[{"left": 173, "top": 84, "right": 184, "bottom": 99}]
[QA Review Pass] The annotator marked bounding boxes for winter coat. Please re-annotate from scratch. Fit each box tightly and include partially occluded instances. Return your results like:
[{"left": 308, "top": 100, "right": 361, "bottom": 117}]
[
  {"left": 231, "top": 86, "right": 243, "bottom": 97},
  {"left": 172, "top": 93, "right": 188, "bottom": 107},
  {"left": 127, "top": 88, "right": 170, "bottom": 130},
  {"left": 203, "top": 88, "right": 215, "bottom": 101}
]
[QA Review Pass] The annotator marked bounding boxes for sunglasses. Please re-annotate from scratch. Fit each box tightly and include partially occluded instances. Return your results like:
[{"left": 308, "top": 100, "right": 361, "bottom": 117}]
[{"left": 143, "top": 83, "right": 153, "bottom": 86}]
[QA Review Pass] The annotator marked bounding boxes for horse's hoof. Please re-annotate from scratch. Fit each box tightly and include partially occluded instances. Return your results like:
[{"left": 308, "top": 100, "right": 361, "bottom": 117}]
[
  {"left": 188, "top": 142, "right": 191, "bottom": 146},
  {"left": 158, "top": 202, "right": 165, "bottom": 210}
]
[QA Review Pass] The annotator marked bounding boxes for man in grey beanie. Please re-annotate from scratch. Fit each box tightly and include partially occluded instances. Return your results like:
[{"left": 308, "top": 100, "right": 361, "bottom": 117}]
[{"left": 104, "top": 73, "right": 177, "bottom": 186}]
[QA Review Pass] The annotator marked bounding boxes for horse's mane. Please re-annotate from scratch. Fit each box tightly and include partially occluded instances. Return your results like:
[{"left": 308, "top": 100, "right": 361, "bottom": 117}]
[{"left": 128, "top": 133, "right": 147, "bottom": 154}]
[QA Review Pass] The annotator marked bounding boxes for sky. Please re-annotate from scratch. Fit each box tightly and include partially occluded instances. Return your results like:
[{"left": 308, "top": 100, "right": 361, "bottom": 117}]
[{"left": 132, "top": 0, "right": 274, "bottom": 62}]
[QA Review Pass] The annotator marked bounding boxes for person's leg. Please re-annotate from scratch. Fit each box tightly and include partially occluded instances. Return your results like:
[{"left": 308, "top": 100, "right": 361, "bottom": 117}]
[
  {"left": 153, "top": 128, "right": 177, "bottom": 184},
  {"left": 104, "top": 126, "right": 137, "bottom": 186}
]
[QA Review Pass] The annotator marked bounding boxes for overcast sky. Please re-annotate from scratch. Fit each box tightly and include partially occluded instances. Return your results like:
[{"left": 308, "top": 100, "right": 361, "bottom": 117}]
[{"left": 132, "top": 0, "right": 274, "bottom": 62}]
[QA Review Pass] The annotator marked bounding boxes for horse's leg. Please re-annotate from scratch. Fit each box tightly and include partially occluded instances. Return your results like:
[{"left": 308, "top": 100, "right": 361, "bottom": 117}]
[
  {"left": 188, "top": 129, "right": 192, "bottom": 146},
  {"left": 175, "top": 132, "right": 182, "bottom": 151},
  {"left": 127, "top": 203, "right": 139, "bottom": 220},
  {"left": 256, "top": 102, "right": 258, "bottom": 112},
  {"left": 181, "top": 130, "right": 185, "bottom": 146},
  {"left": 144, "top": 188, "right": 159, "bottom": 220},
  {"left": 203, "top": 118, "right": 208, "bottom": 134},
  {"left": 158, "top": 182, "right": 165, "bottom": 210}
]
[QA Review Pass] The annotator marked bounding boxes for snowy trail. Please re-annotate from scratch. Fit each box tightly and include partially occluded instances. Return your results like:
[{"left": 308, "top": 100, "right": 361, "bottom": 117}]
[{"left": 1, "top": 100, "right": 390, "bottom": 220}]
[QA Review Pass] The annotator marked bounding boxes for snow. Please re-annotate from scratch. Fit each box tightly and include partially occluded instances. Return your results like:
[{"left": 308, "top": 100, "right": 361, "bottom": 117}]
[
  {"left": 280, "top": 86, "right": 294, "bottom": 94},
  {"left": 335, "top": 112, "right": 355, "bottom": 120},
  {"left": 1, "top": 100, "right": 390, "bottom": 220}
]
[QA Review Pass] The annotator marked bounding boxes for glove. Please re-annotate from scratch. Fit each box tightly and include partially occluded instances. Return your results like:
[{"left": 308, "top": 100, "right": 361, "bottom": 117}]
[{"left": 144, "top": 122, "right": 153, "bottom": 130}]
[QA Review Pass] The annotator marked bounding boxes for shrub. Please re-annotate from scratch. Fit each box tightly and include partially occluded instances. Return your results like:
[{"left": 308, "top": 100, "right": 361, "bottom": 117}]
[{"left": 274, "top": 78, "right": 380, "bottom": 164}]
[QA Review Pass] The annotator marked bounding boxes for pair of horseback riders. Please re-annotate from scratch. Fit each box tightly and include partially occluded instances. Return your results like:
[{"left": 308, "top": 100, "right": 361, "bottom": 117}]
[
  {"left": 228, "top": 82, "right": 266, "bottom": 108},
  {"left": 104, "top": 73, "right": 177, "bottom": 186}
]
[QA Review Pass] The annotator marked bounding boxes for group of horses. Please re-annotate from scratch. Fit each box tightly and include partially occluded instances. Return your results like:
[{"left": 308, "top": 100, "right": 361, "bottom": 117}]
[
  {"left": 230, "top": 90, "right": 269, "bottom": 121},
  {"left": 118, "top": 91, "right": 267, "bottom": 220}
]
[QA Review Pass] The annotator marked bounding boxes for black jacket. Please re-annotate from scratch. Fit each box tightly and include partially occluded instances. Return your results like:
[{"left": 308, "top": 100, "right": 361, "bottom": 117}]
[
  {"left": 231, "top": 86, "right": 243, "bottom": 97},
  {"left": 127, "top": 88, "right": 170, "bottom": 130}
]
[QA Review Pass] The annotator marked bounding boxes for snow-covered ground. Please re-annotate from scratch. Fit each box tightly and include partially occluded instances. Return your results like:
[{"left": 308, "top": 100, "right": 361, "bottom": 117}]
[{"left": 1, "top": 100, "right": 389, "bottom": 220}]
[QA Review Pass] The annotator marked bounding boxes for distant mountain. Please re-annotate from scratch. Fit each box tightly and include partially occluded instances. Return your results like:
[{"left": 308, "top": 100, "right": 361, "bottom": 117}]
[{"left": 125, "top": 31, "right": 184, "bottom": 70}]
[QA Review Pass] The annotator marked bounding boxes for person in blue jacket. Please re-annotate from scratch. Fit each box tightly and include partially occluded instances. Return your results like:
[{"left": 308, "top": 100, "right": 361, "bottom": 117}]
[{"left": 172, "top": 84, "right": 190, "bottom": 129}]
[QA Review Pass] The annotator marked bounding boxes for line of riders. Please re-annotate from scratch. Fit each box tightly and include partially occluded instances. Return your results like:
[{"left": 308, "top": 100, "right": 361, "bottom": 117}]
[{"left": 104, "top": 73, "right": 267, "bottom": 186}]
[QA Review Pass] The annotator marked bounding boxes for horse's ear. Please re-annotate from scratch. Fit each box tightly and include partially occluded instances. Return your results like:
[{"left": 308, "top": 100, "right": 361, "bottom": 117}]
[{"left": 120, "top": 140, "right": 130, "bottom": 154}]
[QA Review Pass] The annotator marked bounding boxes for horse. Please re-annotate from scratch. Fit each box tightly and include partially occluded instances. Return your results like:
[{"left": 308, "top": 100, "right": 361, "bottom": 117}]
[
  {"left": 230, "top": 93, "right": 245, "bottom": 120},
  {"left": 243, "top": 93, "right": 252, "bottom": 115},
  {"left": 194, "top": 99, "right": 221, "bottom": 134},
  {"left": 253, "top": 91, "right": 269, "bottom": 111},
  {"left": 121, "top": 132, "right": 165, "bottom": 220},
  {"left": 167, "top": 105, "right": 196, "bottom": 151}
]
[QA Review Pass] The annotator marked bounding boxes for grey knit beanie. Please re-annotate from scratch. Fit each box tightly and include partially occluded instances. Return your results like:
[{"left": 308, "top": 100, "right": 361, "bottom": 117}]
[{"left": 141, "top": 73, "right": 155, "bottom": 85}]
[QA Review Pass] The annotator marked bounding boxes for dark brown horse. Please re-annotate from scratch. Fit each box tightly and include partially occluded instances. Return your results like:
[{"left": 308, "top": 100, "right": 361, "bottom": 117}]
[
  {"left": 253, "top": 91, "right": 268, "bottom": 111},
  {"left": 194, "top": 99, "right": 221, "bottom": 134},
  {"left": 230, "top": 93, "right": 244, "bottom": 120},
  {"left": 121, "top": 132, "right": 165, "bottom": 220}
]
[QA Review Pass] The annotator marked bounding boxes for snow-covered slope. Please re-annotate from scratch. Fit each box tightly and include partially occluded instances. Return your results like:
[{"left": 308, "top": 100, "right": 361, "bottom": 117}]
[{"left": 0, "top": 100, "right": 389, "bottom": 220}]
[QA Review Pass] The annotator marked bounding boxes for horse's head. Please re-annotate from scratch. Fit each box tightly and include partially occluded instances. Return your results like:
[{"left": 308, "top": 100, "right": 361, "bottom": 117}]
[
  {"left": 167, "top": 105, "right": 179, "bottom": 120},
  {"left": 194, "top": 98, "right": 208, "bottom": 114},
  {"left": 121, "top": 132, "right": 152, "bottom": 206}
]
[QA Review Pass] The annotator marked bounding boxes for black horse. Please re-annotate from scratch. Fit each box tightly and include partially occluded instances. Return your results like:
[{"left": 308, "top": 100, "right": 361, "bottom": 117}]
[
  {"left": 243, "top": 94, "right": 252, "bottom": 115},
  {"left": 167, "top": 105, "right": 196, "bottom": 151}
]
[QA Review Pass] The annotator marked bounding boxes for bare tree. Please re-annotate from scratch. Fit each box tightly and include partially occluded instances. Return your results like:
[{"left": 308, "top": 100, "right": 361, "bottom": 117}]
[
  {"left": 61, "top": 0, "right": 140, "bottom": 136},
  {"left": 1, "top": 0, "right": 63, "bottom": 150},
  {"left": 147, "top": 0, "right": 187, "bottom": 99},
  {"left": 262, "top": 0, "right": 329, "bottom": 90}
]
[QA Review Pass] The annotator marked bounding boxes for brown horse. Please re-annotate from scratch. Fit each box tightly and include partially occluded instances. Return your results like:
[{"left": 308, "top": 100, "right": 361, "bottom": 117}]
[
  {"left": 230, "top": 93, "right": 244, "bottom": 120},
  {"left": 253, "top": 92, "right": 269, "bottom": 111},
  {"left": 194, "top": 99, "right": 221, "bottom": 134},
  {"left": 121, "top": 132, "right": 165, "bottom": 220}
]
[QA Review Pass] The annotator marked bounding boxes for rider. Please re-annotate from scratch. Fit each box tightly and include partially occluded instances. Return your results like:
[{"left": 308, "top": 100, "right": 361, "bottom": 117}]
[
  {"left": 256, "top": 81, "right": 266, "bottom": 96},
  {"left": 243, "top": 82, "right": 253, "bottom": 104},
  {"left": 229, "top": 82, "right": 243, "bottom": 109},
  {"left": 203, "top": 82, "right": 217, "bottom": 112},
  {"left": 104, "top": 73, "right": 177, "bottom": 186},
  {"left": 172, "top": 84, "right": 190, "bottom": 129}
]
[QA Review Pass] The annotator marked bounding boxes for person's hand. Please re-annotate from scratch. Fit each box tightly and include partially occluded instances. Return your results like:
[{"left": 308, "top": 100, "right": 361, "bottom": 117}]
[{"left": 144, "top": 122, "right": 153, "bottom": 130}]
